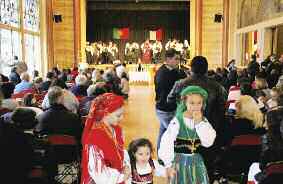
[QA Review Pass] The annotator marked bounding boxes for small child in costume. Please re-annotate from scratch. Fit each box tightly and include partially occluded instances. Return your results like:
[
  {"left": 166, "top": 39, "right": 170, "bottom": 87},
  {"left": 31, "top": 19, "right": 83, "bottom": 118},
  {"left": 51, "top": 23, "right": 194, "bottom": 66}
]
[
  {"left": 126, "top": 138, "right": 169, "bottom": 184},
  {"left": 158, "top": 86, "right": 216, "bottom": 184}
]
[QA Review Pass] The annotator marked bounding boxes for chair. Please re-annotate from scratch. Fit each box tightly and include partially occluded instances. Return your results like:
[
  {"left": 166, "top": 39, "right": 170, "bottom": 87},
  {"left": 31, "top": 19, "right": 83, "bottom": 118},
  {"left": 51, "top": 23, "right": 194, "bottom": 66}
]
[
  {"left": 12, "top": 89, "right": 35, "bottom": 99},
  {"left": 259, "top": 162, "right": 283, "bottom": 184},
  {"left": 47, "top": 135, "right": 81, "bottom": 184},
  {"left": 26, "top": 134, "right": 55, "bottom": 184},
  {"left": 220, "top": 134, "right": 262, "bottom": 184}
]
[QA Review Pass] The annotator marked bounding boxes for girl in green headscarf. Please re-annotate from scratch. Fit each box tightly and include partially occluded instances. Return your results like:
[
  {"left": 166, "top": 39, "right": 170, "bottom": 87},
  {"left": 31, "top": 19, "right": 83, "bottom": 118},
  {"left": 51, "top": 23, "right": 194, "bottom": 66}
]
[{"left": 158, "top": 86, "right": 216, "bottom": 184}]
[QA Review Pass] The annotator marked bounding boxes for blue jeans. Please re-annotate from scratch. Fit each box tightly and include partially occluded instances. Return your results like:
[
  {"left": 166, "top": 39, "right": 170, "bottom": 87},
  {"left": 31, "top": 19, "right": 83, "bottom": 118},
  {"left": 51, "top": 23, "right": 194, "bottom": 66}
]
[{"left": 156, "top": 109, "right": 175, "bottom": 151}]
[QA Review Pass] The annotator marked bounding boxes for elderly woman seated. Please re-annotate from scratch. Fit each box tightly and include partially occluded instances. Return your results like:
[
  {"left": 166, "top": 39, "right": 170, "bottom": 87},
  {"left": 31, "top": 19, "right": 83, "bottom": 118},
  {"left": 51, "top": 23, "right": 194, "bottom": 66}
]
[
  {"left": 14, "top": 72, "right": 33, "bottom": 93},
  {"left": 70, "top": 74, "right": 89, "bottom": 97}
]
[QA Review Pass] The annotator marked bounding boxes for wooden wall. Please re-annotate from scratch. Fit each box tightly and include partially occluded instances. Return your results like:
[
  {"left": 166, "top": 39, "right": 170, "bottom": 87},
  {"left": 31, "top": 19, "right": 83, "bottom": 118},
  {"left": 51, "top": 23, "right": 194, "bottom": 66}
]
[
  {"left": 52, "top": 0, "right": 75, "bottom": 70},
  {"left": 202, "top": 0, "right": 224, "bottom": 68}
]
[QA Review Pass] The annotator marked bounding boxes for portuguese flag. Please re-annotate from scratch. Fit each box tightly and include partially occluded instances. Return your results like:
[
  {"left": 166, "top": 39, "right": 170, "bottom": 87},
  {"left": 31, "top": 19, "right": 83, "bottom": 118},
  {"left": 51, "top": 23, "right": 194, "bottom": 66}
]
[{"left": 113, "top": 28, "right": 129, "bottom": 40}]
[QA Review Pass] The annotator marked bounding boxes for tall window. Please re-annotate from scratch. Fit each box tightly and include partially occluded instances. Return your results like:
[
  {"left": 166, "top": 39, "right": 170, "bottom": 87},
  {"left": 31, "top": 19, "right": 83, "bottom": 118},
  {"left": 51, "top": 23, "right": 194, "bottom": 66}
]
[{"left": 0, "top": 0, "right": 40, "bottom": 76}]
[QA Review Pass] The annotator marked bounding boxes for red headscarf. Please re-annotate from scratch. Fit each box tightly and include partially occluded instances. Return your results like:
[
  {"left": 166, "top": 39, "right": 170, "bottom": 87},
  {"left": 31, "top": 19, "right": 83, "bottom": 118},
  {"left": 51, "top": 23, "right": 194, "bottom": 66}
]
[{"left": 82, "top": 93, "right": 124, "bottom": 143}]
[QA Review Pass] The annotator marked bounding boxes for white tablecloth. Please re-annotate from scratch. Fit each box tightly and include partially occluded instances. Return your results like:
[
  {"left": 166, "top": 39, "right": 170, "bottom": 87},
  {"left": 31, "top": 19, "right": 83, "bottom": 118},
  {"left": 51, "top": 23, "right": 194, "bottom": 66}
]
[{"left": 129, "top": 71, "right": 151, "bottom": 83}]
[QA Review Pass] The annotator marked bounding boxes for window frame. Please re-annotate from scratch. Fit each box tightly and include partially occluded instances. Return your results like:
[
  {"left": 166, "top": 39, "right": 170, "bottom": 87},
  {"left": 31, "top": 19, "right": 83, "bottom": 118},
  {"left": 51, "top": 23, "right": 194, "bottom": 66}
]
[{"left": 0, "top": 0, "right": 41, "bottom": 75}]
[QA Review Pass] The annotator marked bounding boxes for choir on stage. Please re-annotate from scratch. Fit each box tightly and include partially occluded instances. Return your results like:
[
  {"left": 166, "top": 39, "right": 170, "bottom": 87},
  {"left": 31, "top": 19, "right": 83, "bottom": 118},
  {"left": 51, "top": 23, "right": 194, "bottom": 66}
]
[{"left": 85, "top": 39, "right": 191, "bottom": 65}]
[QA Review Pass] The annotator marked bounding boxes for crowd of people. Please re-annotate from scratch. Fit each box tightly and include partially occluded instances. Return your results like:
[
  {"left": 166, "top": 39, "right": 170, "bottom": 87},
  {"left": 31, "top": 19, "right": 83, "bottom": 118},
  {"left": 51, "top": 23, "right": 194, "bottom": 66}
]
[
  {"left": 0, "top": 49, "right": 283, "bottom": 184},
  {"left": 154, "top": 50, "right": 283, "bottom": 184},
  {"left": 85, "top": 39, "right": 191, "bottom": 65}
]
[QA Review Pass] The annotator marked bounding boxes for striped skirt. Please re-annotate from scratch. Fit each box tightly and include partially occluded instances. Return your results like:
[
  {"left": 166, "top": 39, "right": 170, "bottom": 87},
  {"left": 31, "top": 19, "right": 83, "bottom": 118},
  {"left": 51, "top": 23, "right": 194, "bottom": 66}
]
[{"left": 170, "top": 153, "right": 210, "bottom": 184}]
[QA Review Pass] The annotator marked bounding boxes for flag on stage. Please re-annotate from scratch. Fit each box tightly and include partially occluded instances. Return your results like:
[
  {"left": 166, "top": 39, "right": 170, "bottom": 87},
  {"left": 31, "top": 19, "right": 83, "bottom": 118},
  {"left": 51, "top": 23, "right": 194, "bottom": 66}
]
[
  {"left": 113, "top": 28, "right": 129, "bottom": 40},
  {"left": 149, "top": 28, "right": 163, "bottom": 41}
]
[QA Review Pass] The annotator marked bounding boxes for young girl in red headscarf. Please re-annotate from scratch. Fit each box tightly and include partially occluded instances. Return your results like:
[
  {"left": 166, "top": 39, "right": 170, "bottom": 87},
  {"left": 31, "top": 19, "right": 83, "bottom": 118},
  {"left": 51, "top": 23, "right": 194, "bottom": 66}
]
[{"left": 81, "top": 93, "right": 131, "bottom": 184}]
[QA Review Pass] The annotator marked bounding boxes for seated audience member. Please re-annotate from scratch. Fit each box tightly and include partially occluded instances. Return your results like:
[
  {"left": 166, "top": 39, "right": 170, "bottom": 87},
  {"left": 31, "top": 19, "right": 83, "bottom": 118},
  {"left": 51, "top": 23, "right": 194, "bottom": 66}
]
[
  {"left": 103, "top": 71, "right": 122, "bottom": 95},
  {"left": 51, "top": 78, "right": 68, "bottom": 89},
  {"left": 41, "top": 72, "right": 55, "bottom": 91},
  {"left": 267, "top": 87, "right": 280, "bottom": 109},
  {"left": 9, "top": 67, "right": 21, "bottom": 85},
  {"left": 35, "top": 86, "right": 82, "bottom": 141},
  {"left": 0, "top": 82, "right": 17, "bottom": 112},
  {"left": 70, "top": 74, "right": 88, "bottom": 96},
  {"left": 14, "top": 72, "right": 33, "bottom": 93},
  {"left": 248, "top": 107, "right": 283, "bottom": 184},
  {"left": 120, "top": 72, "right": 129, "bottom": 99},
  {"left": 224, "top": 95, "right": 266, "bottom": 143},
  {"left": 79, "top": 82, "right": 107, "bottom": 116},
  {"left": 42, "top": 87, "right": 79, "bottom": 114},
  {"left": 0, "top": 111, "right": 33, "bottom": 184},
  {"left": 33, "top": 77, "right": 43, "bottom": 93},
  {"left": 22, "top": 93, "right": 43, "bottom": 116}
]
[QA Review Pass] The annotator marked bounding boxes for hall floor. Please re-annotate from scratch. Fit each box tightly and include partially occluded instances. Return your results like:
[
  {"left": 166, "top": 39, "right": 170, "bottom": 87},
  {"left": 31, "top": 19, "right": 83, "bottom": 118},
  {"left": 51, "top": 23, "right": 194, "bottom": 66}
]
[
  {"left": 121, "top": 85, "right": 237, "bottom": 184},
  {"left": 122, "top": 85, "right": 167, "bottom": 183}
]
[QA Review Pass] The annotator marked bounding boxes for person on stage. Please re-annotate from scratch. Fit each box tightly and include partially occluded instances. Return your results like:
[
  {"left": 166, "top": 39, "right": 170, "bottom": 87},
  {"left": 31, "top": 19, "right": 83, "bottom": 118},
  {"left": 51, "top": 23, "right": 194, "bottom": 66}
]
[
  {"left": 158, "top": 86, "right": 216, "bottom": 184},
  {"left": 132, "top": 42, "right": 140, "bottom": 64},
  {"left": 125, "top": 42, "right": 132, "bottom": 64},
  {"left": 85, "top": 42, "right": 95, "bottom": 65},
  {"left": 109, "top": 41, "right": 118, "bottom": 61},
  {"left": 141, "top": 40, "right": 152, "bottom": 64},
  {"left": 152, "top": 41, "right": 162, "bottom": 64},
  {"left": 81, "top": 93, "right": 131, "bottom": 184}
]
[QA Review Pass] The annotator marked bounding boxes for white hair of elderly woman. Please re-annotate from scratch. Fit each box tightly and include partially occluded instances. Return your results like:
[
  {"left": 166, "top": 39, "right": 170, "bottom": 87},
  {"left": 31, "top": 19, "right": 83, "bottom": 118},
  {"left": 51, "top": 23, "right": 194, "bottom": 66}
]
[{"left": 75, "top": 74, "right": 88, "bottom": 86}]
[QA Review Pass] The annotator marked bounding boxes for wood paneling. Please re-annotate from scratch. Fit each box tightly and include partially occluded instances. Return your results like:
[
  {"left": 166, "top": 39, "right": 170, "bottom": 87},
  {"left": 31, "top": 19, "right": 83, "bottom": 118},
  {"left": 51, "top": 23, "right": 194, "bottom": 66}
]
[
  {"left": 52, "top": 0, "right": 75, "bottom": 69},
  {"left": 202, "top": 0, "right": 224, "bottom": 68}
]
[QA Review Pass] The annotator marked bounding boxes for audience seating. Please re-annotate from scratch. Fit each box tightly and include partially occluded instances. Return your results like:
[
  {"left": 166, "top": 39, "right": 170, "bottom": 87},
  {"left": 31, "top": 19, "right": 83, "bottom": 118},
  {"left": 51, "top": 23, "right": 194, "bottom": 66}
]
[
  {"left": 47, "top": 134, "right": 81, "bottom": 184},
  {"left": 219, "top": 134, "right": 262, "bottom": 184}
]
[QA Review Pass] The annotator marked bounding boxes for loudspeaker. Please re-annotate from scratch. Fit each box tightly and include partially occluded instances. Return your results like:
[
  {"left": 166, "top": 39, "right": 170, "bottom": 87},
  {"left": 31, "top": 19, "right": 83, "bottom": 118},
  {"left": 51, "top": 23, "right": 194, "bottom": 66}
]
[
  {"left": 53, "top": 14, "right": 62, "bottom": 23},
  {"left": 214, "top": 14, "right": 223, "bottom": 23}
]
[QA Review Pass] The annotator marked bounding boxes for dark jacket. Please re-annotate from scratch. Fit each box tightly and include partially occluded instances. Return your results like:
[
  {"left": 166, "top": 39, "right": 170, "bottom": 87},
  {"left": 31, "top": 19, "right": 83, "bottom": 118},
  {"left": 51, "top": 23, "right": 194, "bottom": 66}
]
[
  {"left": 225, "top": 118, "right": 266, "bottom": 144},
  {"left": 70, "top": 85, "right": 88, "bottom": 97},
  {"left": 154, "top": 65, "right": 186, "bottom": 112},
  {"left": 260, "top": 134, "right": 283, "bottom": 170},
  {"left": 79, "top": 96, "right": 96, "bottom": 116},
  {"left": 0, "top": 122, "right": 33, "bottom": 184},
  {"left": 9, "top": 71, "right": 21, "bottom": 85},
  {"left": 167, "top": 74, "right": 227, "bottom": 132},
  {"left": 40, "top": 81, "right": 52, "bottom": 91},
  {"left": 35, "top": 104, "right": 82, "bottom": 142}
]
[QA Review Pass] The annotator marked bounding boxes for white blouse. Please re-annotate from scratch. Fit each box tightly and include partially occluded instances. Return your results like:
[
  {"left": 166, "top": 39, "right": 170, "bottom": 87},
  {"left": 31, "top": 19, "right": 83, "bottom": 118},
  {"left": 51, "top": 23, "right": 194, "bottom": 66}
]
[
  {"left": 88, "top": 146, "right": 128, "bottom": 184},
  {"left": 124, "top": 151, "right": 167, "bottom": 184},
  {"left": 158, "top": 117, "right": 216, "bottom": 168}
]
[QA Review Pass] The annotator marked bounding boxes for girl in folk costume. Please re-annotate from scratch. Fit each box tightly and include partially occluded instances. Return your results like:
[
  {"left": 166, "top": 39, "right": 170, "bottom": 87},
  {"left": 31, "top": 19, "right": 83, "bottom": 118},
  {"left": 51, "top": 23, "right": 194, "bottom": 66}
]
[
  {"left": 158, "top": 86, "right": 216, "bottom": 184},
  {"left": 81, "top": 93, "right": 131, "bottom": 184},
  {"left": 126, "top": 138, "right": 168, "bottom": 184}
]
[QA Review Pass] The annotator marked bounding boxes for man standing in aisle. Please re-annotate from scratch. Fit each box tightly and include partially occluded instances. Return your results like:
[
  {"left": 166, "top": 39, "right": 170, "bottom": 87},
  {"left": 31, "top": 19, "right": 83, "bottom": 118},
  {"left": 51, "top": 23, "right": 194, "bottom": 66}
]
[{"left": 154, "top": 48, "right": 186, "bottom": 152}]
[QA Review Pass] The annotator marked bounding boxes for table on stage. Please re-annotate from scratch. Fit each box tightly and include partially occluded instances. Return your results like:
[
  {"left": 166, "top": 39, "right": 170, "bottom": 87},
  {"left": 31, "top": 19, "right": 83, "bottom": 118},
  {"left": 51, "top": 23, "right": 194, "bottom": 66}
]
[
  {"left": 88, "top": 64, "right": 159, "bottom": 85},
  {"left": 129, "top": 71, "right": 152, "bottom": 84}
]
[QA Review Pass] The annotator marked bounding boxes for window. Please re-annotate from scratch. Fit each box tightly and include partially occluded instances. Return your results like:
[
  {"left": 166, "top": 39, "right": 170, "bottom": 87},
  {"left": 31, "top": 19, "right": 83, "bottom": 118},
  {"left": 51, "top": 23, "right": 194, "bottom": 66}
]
[
  {"left": 0, "top": 0, "right": 20, "bottom": 27},
  {"left": 0, "top": 0, "right": 41, "bottom": 76}
]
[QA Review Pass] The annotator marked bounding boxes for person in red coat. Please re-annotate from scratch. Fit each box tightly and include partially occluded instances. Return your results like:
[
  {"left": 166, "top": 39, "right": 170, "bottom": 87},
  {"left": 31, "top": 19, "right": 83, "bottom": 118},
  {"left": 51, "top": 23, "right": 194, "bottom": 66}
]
[{"left": 81, "top": 93, "right": 130, "bottom": 184}]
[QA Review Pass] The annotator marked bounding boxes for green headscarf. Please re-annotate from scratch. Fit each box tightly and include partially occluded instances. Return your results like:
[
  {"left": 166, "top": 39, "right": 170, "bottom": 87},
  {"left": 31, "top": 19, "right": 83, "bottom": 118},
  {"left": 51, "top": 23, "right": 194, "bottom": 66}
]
[{"left": 176, "top": 85, "right": 208, "bottom": 117}]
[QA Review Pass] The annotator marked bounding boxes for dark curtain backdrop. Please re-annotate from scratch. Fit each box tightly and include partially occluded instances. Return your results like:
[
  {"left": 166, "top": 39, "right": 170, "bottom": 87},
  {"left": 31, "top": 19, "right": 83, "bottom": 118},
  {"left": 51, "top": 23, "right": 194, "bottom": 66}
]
[{"left": 87, "top": 10, "right": 189, "bottom": 61}]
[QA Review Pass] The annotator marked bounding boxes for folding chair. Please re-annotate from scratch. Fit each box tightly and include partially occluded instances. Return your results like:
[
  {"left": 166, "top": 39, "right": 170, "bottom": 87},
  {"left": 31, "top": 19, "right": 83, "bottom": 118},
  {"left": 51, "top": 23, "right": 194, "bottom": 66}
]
[
  {"left": 260, "top": 162, "right": 283, "bottom": 184},
  {"left": 220, "top": 134, "right": 262, "bottom": 184},
  {"left": 47, "top": 135, "right": 81, "bottom": 184}
]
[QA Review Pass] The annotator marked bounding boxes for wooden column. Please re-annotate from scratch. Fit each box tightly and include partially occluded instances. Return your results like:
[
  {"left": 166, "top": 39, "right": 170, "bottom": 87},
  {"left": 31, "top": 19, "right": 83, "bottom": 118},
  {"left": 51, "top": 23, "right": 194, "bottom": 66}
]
[
  {"left": 222, "top": 0, "right": 230, "bottom": 67},
  {"left": 74, "top": 0, "right": 81, "bottom": 67},
  {"left": 46, "top": 0, "right": 54, "bottom": 70},
  {"left": 195, "top": 0, "right": 203, "bottom": 55}
]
